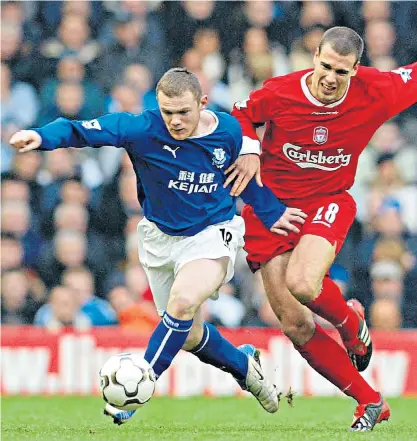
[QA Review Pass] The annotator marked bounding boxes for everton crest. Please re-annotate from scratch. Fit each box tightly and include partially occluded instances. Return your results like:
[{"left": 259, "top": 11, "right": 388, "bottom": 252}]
[
  {"left": 212, "top": 148, "right": 226, "bottom": 168},
  {"left": 313, "top": 126, "right": 328, "bottom": 145}
]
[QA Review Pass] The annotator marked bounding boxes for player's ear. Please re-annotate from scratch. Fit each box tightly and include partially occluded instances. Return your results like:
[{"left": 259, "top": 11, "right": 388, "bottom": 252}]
[
  {"left": 200, "top": 95, "right": 209, "bottom": 109},
  {"left": 313, "top": 48, "right": 319, "bottom": 64},
  {"left": 351, "top": 62, "right": 360, "bottom": 77}
]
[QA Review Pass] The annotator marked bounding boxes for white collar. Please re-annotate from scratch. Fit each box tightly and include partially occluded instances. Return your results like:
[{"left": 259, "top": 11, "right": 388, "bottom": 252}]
[{"left": 300, "top": 71, "right": 350, "bottom": 108}]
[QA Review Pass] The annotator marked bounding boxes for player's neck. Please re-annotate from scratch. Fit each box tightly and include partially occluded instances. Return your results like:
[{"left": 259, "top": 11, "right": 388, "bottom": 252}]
[
  {"left": 306, "top": 74, "right": 317, "bottom": 98},
  {"left": 305, "top": 72, "right": 348, "bottom": 106},
  {"left": 305, "top": 73, "right": 329, "bottom": 105},
  {"left": 194, "top": 109, "right": 217, "bottom": 136}
]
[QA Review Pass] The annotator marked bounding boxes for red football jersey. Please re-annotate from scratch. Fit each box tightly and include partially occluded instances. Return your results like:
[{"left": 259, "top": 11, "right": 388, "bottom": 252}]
[{"left": 232, "top": 63, "right": 417, "bottom": 200}]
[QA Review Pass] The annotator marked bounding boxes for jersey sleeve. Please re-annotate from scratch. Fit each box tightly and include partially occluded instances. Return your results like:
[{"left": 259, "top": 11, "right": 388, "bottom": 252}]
[
  {"left": 378, "top": 62, "right": 417, "bottom": 119},
  {"left": 225, "top": 114, "right": 287, "bottom": 229},
  {"left": 239, "top": 179, "right": 287, "bottom": 230},
  {"left": 231, "top": 79, "right": 280, "bottom": 152},
  {"left": 227, "top": 115, "right": 247, "bottom": 162},
  {"left": 33, "top": 112, "right": 144, "bottom": 151},
  {"left": 228, "top": 114, "right": 261, "bottom": 156}
]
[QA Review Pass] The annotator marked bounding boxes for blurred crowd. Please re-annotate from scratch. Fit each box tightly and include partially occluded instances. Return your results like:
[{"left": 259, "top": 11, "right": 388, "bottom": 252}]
[{"left": 1, "top": 0, "right": 417, "bottom": 332}]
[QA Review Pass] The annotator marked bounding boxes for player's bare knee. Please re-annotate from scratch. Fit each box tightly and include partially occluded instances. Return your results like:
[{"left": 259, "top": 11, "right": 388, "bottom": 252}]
[
  {"left": 281, "top": 312, "right": 315, "bottom": 345},
  {"left": 286, "top": 271, "right": 317, "bottom": 303},
  {"left": 166, "top": 295, "right": 198, "bottom": 321}
]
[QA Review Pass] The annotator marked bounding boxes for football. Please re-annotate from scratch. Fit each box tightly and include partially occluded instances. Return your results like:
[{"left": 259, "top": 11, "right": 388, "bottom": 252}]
[{"left": 99, "top": 353, "right": 156, "bottom": 410}]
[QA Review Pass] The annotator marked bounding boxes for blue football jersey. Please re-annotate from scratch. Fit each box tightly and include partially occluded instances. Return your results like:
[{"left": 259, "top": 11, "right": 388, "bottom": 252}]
[{"left": 34, "top": 109, "right": 286, "bottom": 235}]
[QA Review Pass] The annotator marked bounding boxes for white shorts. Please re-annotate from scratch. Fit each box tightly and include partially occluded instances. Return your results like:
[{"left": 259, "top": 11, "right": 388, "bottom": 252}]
[{"left": 137, "top": 216, "right": 245, "bottom": 316}]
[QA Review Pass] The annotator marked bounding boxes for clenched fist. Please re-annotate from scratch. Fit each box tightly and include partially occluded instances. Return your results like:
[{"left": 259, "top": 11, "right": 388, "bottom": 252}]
[{"left": 9, "top": 130, "right": 42, "bottom": 153}]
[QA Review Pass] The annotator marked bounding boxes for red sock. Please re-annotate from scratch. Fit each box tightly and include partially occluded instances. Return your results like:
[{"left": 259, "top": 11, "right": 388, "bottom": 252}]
[
  {"left": 295, "top": 324, "right": 380, "bottom": 404},
  {"left": 306, "top": 276, "right": 359, "bottom": 342}
]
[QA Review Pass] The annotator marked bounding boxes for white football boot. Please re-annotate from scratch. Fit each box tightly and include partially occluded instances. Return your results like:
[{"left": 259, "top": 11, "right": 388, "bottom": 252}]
[
  {"left": 104, "top": 403, "right": 136, "bottom": 425},
  {"left": 238, "top": 344, "right": 279, "bottom": 413}
]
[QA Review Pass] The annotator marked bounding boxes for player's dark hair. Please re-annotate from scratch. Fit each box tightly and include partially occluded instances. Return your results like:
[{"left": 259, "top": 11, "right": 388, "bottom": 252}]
[
  {"left": 319, "top": 27, "right": 364, "bottom": 65},
  {"left": 156, "top": 68, "right": 202, "bottom": 102}
]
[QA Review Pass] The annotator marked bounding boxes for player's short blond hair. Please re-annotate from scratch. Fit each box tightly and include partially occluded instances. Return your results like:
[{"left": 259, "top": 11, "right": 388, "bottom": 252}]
[
  {"left": 319, "top": 26, "right": 364, "bottom": 65},
  {"left": 156, "top": 68, "right": 202, "bottom": 102}
]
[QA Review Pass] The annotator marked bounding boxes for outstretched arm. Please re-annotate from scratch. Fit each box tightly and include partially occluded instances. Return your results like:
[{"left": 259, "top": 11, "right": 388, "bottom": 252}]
[
  {"left": 9, "top": 113, "right": 140, "bottom": 153},
  {"left": 379, "top": 62, "right": 417, "bottom": 119}
]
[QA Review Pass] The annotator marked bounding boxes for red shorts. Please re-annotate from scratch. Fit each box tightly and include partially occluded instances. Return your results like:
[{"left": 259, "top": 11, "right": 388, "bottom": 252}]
[{"left": 242, "top": 191, "right": 357, "bottom": 271}]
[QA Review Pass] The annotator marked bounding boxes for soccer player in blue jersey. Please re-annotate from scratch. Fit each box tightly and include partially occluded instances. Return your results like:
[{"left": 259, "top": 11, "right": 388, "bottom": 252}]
[{"left": 10, "top": 68, "right": 306, "bottom": 424}]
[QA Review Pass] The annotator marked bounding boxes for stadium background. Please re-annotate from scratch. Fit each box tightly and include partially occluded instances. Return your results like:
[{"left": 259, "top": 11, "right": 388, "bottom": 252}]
[{"left": 1, "top": 0, "right": 417, "bottom": 397}]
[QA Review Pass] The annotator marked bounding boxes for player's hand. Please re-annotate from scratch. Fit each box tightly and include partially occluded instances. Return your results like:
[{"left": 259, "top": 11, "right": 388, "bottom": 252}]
[
  {"left": 270, "top": 208, "right": 307, "bottom": 236},
  {"left": 9, "top": 130, "right": 42, "bottom": 153},
  {"left": 224, "top": 154, "right": 262, "bottom": 197}
]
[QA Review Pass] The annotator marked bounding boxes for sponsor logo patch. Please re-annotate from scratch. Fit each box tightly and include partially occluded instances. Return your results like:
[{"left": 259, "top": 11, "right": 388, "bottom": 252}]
[{"left": 283, "top": 143, "right": 352, "bottom": 171}]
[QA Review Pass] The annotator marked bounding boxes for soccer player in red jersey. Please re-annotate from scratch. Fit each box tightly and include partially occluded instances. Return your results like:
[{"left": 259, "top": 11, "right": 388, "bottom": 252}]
[{"left": 227, "top": 26, "right": 417, "bottom": 431}]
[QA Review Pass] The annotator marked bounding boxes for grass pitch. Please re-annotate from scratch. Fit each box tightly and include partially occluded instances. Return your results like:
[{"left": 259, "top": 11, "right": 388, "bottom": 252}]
[{"left": 2, "top": 396, "right": 417, "bottom": 441}]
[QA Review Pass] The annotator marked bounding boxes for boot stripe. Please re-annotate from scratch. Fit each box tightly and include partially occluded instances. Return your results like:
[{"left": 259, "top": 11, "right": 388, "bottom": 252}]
[{"left": 360, "top": 324, "right": 369, "bottom": 341}]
